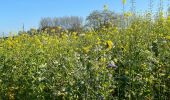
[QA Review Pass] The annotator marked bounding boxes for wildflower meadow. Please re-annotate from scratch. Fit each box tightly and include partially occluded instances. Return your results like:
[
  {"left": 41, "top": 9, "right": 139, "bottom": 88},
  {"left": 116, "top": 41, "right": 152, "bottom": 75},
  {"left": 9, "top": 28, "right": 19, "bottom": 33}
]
[{"left": 0, "top": 0, "right": 170, "bottom": 99}]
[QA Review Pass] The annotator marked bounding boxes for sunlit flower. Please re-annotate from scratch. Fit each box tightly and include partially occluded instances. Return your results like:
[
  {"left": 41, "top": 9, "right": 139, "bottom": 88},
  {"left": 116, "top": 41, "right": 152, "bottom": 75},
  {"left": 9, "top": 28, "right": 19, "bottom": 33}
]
[
  {"left": 124, "top": 12, "right": 132, "bottom": 18},
  {"left": 96, "top": 37, "right": 101, "bottom": 45},
  {"left": 7, "top": 40, "right": 14, "bottom": 47},
  {"left": 51, "top": 29, "right": 55, "bottom": 33},
  {"left": 100, "top": 57, "right": 106, "bottom": 62},
  {"left": 57, "top": 26, "right": 62, "bottom": 30},
  {"left": 83, "top": 46, "right": 91, "bottom": 53},
  {"left": 106, "top": 40, "right": 113, "bottom": 49},
  {"left": 72, "top": 32, "right": 77, "bottom": 36},
  {"left": 165, "top": 36, "right": 170, "bottom": 40}
]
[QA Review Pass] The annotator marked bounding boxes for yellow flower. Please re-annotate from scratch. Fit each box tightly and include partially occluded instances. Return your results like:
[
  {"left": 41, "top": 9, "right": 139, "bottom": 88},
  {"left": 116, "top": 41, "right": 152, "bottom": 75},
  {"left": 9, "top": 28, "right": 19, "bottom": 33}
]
[
  {"left": 165, "top": 36, "right": 170, "bottom": 40},
  {"left": 100, "top": 57, "right": 106, "bottom": 62},
  {"left": 83, "top": 46, "right": 91, "bottom": 53},
  {"left": 7, "top": 41, "right": 14, "bottom": 47},
  {"left": 51, "top": 29, "right": 56, "bottom": 33},
  {"left": 57, "top": 26, "right": 62, "bottom": 30},
  {"left": 167, "top": 15, "right": 170, "bottom": 19},
  {"left": 124, "top": 12, "right": 132, "bottom": 18},
  {"left": 65, "top": 30, "right": 68, "bottom": 33},
  {"left": 72, "top": 32, "right": 77, "bottom": 36},
  {"left": 96, "top": 37, "right": 101, "bottom": 45},
  {"left": 113, "top": 58, "right": 118, "bottom": 63},
  {"left": 106, "top": 40, "right": 113, "bottom": 49}
]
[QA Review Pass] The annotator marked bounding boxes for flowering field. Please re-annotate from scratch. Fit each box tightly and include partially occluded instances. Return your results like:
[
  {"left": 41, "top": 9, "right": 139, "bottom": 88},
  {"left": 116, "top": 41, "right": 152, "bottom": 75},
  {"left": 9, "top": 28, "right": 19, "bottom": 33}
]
[
  {"left": 1, "top": 0, "right": 170, "bottom": 98},
  {"left": 0, "top": 14, "right": 170, "bottom": 99}
]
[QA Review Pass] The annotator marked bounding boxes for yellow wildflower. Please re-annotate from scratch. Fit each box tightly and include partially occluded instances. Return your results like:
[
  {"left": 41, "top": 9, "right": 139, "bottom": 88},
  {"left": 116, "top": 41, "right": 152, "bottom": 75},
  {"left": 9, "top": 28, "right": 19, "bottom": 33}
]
[
  {"left": 106, "top": 40, "right": 113, "bottom": 49},
  {"left": 57, "top": 26, "right": 62, "bottom": 30},
  {"left": 124, "top": 12, "right": 132, "bottom": 18},
  {"left": 65, "top": 30, "right": 68, "bottom": 33},
  {"left": 165, "top": 36, "right": 170, "bottom": 40},
  {"left": 51, "top": 29, "right": 56, "bottom": 33},
  {"left": 83, "top": 46, "right": 91, "bottom": 53},
  {"left": 72, "top": 32, "right": 77, "bottom": 36},
  {"left": 96, "top": 37, "right": 101, "bottom": 45},
  {"left": 100, "top": 57, "right": 106, "bottom": 62},
  {"left": 167, "top": 15, "right": 170, "bottom": 23},
  {"left": 7, "top": 41, "right": 14, "bottom": 47}
]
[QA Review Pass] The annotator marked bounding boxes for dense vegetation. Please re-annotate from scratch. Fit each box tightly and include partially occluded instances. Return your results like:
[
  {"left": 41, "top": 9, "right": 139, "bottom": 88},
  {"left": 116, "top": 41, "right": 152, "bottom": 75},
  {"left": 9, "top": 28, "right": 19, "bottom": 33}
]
[{"left": 0, "top": 0, "right": 170, "bottom": 99}]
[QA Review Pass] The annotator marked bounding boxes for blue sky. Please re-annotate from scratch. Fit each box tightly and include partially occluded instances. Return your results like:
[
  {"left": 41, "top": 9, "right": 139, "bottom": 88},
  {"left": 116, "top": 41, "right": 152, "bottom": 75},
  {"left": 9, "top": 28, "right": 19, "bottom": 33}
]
[{"left": 0, "top": 0, "right": 169, "bottom": 35}]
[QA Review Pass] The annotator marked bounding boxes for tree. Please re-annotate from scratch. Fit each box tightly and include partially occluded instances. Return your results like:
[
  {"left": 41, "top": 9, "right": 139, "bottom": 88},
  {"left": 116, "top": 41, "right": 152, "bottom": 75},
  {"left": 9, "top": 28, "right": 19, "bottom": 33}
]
[
  {"left": 39, "top": 16, "right": 83, "bottom": 33},
  {"left": 86, "top": 9, "right": 119, "bottom": 31},
  {"left": 39, "top": 17, "right": 54, "bottom": 29}
]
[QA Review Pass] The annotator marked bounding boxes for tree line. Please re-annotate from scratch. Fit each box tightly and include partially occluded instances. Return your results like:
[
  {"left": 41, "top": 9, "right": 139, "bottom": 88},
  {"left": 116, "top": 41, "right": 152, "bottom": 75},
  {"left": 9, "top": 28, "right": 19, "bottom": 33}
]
[
  {"left": 24, "top": 8, "right": 120, "bottom": 35},
  {"left": 25, "top": 5, "right": 170, "bottom": 36}
]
